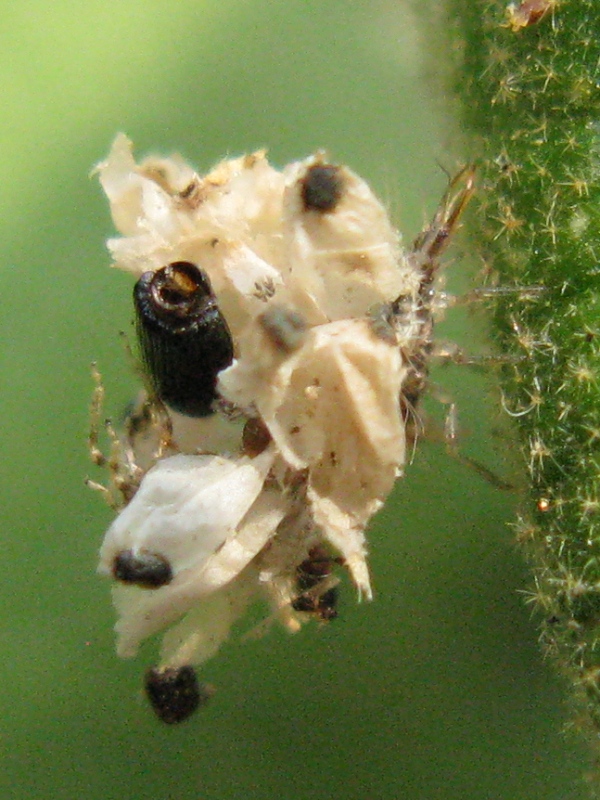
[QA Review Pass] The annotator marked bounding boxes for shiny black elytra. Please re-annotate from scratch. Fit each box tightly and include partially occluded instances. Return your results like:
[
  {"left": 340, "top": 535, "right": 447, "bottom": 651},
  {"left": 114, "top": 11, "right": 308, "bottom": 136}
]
[{"left": 134, "top": 262, "right": 234, "bottom": 417}]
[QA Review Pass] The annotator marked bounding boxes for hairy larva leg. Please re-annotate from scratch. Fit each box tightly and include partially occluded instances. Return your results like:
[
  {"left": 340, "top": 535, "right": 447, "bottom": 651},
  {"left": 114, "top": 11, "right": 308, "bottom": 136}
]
[
  {"left": 454, "top": 285, "right": 545, "bottom": 305},
  {"left": 398, "top": 166, "right": 529, "bottom": 497},
  {"left": 107, "top": 421, "right": 143, "bottom": 506},
  {"left": 86, "top": 363, "right": 123, "bottom": 509},
  {"left": 88, "top": 362, "right": 108, "bottom": 469},
  {"left": 432, "top": 341, "right": 523, "bottom": 368},
  {"left": 122, "top": 391, "right": 176, "bottom": 470},
  {"left": 86, "top": 364, "right": 145, "bottom": 508},
  {"left": 394, "top": 165, "right": 478, "bottom": 458},
  {"left": 409, "top": 164, "right": 477, "bottom": 274},
  {"left": 83, "top": 477, "right": 113, "bottom": 504},
  {"left": 441, "top": 401, "right": 515, "bottom": 490}
]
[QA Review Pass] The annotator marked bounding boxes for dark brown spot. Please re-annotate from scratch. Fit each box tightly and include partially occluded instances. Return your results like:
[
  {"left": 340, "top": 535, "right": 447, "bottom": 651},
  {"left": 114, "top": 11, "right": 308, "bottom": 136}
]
[
  {"left": 259, "top": 306, "right": 307, "bottom": 353},
  {"left": 300, "top": 164, "right": 344, "bottom": 213},
  {"left": 113, "top": 550, "right": 173, "bottom": 589},
  {"left": 144, "top": 666, "right": 214, "bottom": 724},
  {"left": 242, "top": 417, "right": 272, "bottom": 457}
]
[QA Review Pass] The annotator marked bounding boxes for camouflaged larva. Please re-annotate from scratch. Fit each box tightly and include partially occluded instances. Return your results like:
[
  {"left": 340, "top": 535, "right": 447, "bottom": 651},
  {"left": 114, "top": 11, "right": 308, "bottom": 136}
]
[{"left": 92, "top": 134, "right": 473, "bottom": 722}]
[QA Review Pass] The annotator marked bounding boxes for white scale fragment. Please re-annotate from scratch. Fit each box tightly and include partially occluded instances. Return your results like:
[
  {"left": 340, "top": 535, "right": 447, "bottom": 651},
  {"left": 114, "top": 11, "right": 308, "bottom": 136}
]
[
  {"left": 99, "top": 449, "right": 275, "bottom": 581},
  {"left": 92, "top": 134, "right": 474, "bottom": 708}
]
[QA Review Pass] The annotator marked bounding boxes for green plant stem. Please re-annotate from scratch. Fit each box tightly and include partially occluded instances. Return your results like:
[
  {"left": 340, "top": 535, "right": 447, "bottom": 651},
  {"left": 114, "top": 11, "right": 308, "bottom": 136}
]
[{"left": 432, "top": 0, "right": 600, "bottom": 771}]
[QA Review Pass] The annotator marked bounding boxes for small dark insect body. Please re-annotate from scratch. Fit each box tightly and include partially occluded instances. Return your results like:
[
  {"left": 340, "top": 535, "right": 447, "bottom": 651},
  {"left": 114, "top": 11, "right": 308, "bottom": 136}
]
[
  {"left": 134, "top": 261, "right": 234, "bottom": 417},
  {"left": 145, "top": 666, "right": 212, "bottom": 724},
  {"left": 292, "top": 546, "right": 342, "bottom": 622}
]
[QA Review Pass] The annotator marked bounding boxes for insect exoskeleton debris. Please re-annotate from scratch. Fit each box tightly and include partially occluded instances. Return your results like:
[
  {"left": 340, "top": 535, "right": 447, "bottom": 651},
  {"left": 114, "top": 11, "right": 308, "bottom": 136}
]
[{"left": 91, "top": 134, "right": 474, "bottom": 721}]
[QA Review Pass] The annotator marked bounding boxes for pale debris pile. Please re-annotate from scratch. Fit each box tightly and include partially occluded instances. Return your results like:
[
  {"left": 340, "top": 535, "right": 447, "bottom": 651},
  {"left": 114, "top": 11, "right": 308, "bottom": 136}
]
[{"left": 92, "top": 134, "right": 469, "bottom": 722}]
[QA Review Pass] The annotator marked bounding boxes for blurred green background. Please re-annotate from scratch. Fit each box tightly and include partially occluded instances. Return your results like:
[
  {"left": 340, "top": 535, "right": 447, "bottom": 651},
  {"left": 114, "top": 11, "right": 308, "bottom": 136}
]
[{"left": 0, "top": 1, "right": 588, "bottom": 798}]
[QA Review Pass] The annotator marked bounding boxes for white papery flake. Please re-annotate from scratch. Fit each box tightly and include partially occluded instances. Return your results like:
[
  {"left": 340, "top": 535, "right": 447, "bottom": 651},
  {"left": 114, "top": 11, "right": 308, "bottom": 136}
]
[{"left": 91, "top": 134, "right": 473, "bottom": 720}]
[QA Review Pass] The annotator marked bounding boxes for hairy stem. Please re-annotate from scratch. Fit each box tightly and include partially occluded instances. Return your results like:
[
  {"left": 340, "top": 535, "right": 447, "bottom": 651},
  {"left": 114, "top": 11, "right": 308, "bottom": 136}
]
[{"left": 430, "top": 0, "right": 600, "bottom": 773}]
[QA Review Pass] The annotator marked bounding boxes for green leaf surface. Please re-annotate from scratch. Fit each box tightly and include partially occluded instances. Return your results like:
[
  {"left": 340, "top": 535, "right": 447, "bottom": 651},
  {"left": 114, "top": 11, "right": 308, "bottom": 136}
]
[{"left": 438, "top": 0, "right": 600, "bottom": 786}]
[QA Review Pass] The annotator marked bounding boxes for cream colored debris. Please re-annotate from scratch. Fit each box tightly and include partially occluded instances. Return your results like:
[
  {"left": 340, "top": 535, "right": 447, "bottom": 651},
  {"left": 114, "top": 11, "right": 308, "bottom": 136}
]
[{"left": 93, "top": 134, "right": 457, "bottom": 692}]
